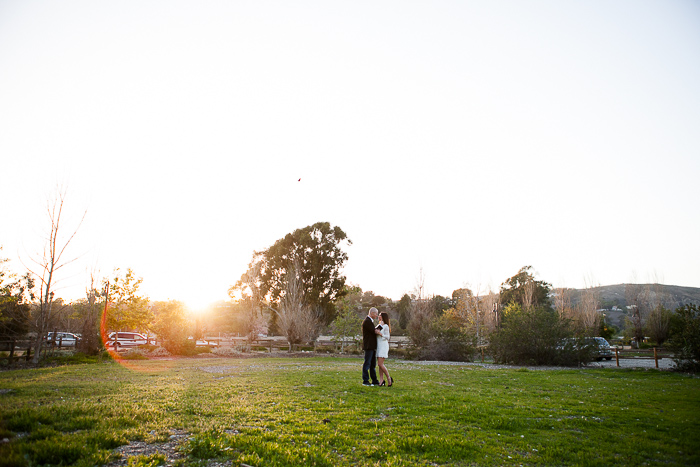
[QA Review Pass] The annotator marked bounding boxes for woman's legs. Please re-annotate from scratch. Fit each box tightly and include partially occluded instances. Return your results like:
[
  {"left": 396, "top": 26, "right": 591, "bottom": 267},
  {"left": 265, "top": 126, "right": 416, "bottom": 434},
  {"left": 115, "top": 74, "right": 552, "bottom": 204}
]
[{"left": 377, "top": 357, "right": 390, "bottom": 384}]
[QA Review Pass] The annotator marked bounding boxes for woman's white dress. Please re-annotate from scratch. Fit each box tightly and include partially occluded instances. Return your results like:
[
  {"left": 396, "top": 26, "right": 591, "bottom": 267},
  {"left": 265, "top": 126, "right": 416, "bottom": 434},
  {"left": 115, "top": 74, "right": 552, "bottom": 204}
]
[{"left": 376, "top": 325, "right": 390, "bottom": 358}]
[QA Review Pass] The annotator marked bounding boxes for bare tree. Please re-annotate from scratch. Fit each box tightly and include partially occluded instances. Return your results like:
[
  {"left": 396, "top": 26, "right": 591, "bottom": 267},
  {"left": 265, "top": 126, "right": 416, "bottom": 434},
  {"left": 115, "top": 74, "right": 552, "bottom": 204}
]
[
  {"left": 577, "top": 285, "right": 600, "bottom": 335},
  {"left": 553, "top": 287, "right": 572, "bottom": 320},
  {"left": 26, "top": 188, "right": 85, "bottom": 363},
  {"left": 522, "top": 280, "right": 536, "bottom": 310},
  {"left": 407, "top": 268, "right": 437, "bottom": 348},
  {"left": 232, "top": 261, "right": 268, "bottom": 350},
  {"left": 453, "top": 284, "right": 498, "bottom": 345},
  {"left": 273, "top": 259, "right": 318, "bottom": 351}
]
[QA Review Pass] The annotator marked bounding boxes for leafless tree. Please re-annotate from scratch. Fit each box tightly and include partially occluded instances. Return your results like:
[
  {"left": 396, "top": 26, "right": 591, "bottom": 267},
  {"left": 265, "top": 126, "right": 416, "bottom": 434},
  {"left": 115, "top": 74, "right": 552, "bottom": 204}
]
[
  {"left": 26, "top": 188, "right": 85, "bottom": 363},
  {"left": 522, "top": 280, "right": 536, "bottom": 310},
  {"left": 273, "top": 259, "right": 319, "bottom": 351},
  {"left": 406, "top": 268, "right": 436, "bottom": 348},
  {"left": 235, "top": 261, "right": 268, "bottom": 350},
  {"left": 577, "top": 284, "right": 600, "bottom": 335},
  {"left": 453, "top": 284, "right": 498, "bottom": 345},
  {"left": 553, "top": 287, "right": 573, "bottom": 320},
  {"left": 624, "top": 274, "right": 670, "bottom": 347}
]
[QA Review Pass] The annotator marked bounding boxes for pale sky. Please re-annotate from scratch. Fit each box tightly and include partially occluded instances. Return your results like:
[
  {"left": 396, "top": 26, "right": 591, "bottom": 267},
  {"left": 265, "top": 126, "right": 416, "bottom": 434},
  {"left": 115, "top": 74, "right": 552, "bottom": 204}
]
[{"left": 1, "top": 0, "right": 699, "bottom": 309}]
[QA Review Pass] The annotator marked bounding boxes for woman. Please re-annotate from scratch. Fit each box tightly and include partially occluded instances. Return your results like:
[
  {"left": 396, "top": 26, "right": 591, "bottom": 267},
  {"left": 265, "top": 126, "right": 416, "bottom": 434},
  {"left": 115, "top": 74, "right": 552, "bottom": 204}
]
[{"left": 376, "top": 312, "right": 394, "bottom": 387}]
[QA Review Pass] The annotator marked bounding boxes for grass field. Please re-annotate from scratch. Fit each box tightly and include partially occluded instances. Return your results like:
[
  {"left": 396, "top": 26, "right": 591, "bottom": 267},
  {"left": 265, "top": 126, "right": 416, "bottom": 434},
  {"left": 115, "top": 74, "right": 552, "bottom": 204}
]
[{"left": 1, "top": 356, "right": 699, "bottom": 466}]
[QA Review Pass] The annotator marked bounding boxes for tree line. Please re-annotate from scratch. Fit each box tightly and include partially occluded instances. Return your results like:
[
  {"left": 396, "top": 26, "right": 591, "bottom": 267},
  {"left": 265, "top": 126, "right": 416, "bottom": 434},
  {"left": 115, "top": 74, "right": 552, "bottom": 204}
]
[{"left": 2, "top": 206, "right": 698, "bottom": 371}]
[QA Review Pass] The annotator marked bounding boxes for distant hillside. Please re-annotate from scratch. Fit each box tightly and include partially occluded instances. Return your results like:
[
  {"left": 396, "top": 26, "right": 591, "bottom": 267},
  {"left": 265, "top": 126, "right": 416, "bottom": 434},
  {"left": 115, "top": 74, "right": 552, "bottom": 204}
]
[{"left": 565, "top": 283, "right": 700, "bottom": 329}]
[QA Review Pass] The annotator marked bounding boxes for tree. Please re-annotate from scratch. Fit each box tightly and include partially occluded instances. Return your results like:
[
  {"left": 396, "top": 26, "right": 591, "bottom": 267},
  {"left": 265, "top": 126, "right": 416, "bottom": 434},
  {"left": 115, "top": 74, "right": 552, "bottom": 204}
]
[
  {"left": 26, "top": 188, "right": 85, "bottom": 363},
  {"left": 553, "top": 287, "right": 573, "bottom": 319},
  {"left": 624, "top": 280, "right": 673, "bottom": 347},
  {"left": 431, "top": 295, "right": 452, "bottom": 315},
  {"left": 488, "top": 303, "right": 584, "bottom": 366},
  {"left": 406, "top": 268, "right": 435, "bottom": 349},
  {"left": 74, "top": 274, "right": 106, "bottom": 355},
  {"left": 272, "top": 259, "right": 319, "bottom": 351},
  {"left": 0, "top": 250, "right": 34, "bottom": 346},
  {"left": 416, "top": 311, "right": 476, "bottom": 362},
  {"left": 451, "top": 286, "right": 498, "bottom": 345},
  {"left": 253, "top": 222, "right": 351, "bottom": 325},
  {"left": 229, "top": 260, "right": 268, "bottom": 347},
  {"left": 397, "top": 294, "right": 411, "bottom": 330},
  {"left": 668, "top": 304, "right": 700, "bottom": 372},
  {"left": 576, "top": 284, "right": 601, "bottom": 336},
  {"left": 647, "top": 305, "right": 672, "bottom": 347},
  {"left": 104, "top": 268, "right": 151, "bottom": 333},
  {"left": 151, "top": 300, "right": 189, "bottom": 354},
  {"left": 329, "top": 286, "right": 363, "bottom": 353},
  {"left": 499, "top": 266, "right": 552, "bottom": 310}
]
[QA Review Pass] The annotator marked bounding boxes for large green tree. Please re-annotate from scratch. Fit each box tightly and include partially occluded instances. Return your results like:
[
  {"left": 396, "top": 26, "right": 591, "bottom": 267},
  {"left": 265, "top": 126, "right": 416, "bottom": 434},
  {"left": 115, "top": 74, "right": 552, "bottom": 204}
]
[
  {"left": 499, "top": 266, "right": 552, "bottom": 310},
  {"left": 241, "top": 222, "right": 351, "bottom": 325}
]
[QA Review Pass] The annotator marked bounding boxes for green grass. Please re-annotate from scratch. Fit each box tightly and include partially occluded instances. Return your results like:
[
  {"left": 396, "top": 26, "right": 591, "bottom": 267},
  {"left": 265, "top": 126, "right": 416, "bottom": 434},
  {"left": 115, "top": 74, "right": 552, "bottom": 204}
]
[{"left": 1, "top": 357, "right": 699, "bottom": 466}]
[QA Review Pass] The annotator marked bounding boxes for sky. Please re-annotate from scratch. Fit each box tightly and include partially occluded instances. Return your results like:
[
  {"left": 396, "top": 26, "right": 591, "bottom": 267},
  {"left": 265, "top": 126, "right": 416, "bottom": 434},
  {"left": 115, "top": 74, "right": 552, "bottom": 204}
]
[{"left": 1, "top": 0, "right": 699, "bottom": 310}]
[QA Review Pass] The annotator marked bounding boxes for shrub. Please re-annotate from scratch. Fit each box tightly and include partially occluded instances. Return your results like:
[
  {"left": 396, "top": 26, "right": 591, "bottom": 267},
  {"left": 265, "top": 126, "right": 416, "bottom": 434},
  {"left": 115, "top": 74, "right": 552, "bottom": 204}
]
[
  {"left": 147, "top": 346, "right": 171, "bottom": 357},
  {"left": 121, "top": 348, "right": 148, "bottom": 360},
  {"left": 668, "top": 304, "right": 700, "bottom": 372},
  {"left": 488, "top": 304, "right": 590, "bottom": 366},
  {"left": 418, "top": 324, "right": 475, "bottom": 362},
  {"left": 211, "top": 346, "right": 242, "bottom": 357}
]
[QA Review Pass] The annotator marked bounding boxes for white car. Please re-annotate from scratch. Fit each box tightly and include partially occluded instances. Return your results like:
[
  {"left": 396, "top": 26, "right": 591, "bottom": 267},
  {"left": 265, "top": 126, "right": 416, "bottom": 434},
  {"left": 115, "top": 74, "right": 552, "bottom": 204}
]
[
  {"left": 105, "top": 332, "right": 153, "bottom": 349},
  {"left": 188, "top": 337, "right": 220, "bottom": 347},
  {"left": 45, "top": 332, "right": 80, "bottom": 347}
]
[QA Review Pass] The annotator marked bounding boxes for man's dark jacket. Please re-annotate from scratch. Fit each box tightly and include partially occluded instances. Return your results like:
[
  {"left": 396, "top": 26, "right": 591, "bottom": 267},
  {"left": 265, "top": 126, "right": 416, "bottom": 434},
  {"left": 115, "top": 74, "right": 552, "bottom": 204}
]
[{"left": 362, "top": 316, "right": 377, "bottom": 350}]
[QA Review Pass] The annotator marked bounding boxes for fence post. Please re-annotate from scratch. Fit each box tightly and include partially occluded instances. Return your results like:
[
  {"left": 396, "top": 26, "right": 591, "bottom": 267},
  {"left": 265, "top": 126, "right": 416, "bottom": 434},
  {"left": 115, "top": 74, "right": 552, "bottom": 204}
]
[
  {"left": 654, "top": 347, "right": 658, "bottom": 369},
  {"left": 481, "top": 347, "right": 484, "bottom": 363},
  {"left": 615, "top": 347, "right": 619, "bottom": 367}
]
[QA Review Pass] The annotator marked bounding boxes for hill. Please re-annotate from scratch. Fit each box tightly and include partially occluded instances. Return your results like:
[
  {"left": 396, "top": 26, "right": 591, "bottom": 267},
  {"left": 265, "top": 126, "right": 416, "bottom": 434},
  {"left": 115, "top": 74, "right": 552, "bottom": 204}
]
[{"left": 566, "top": 283, "right": 700, "bottom": 329}]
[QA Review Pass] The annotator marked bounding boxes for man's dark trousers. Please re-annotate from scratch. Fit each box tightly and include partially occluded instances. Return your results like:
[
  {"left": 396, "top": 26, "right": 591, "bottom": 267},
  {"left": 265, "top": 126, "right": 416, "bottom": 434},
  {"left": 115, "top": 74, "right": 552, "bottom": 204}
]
[{"left": 363, "top": 349, "right": 378, "bottom": 385}]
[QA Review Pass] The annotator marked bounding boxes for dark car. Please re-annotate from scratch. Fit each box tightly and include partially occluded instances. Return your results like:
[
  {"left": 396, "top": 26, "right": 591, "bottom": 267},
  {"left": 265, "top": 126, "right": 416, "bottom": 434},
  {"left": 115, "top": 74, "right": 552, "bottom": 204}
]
[
  {"left": 588, "top": 337, "right": 613, "bottom": 361},
  {"left": 558, "top": 337, "right": 613, "bottom": 361}
]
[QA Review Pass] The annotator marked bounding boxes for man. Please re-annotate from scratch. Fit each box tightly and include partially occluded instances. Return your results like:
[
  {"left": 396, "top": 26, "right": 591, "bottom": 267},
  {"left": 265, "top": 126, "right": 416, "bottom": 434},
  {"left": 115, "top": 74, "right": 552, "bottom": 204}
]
[{"left": 362, "top": 307, "right": 382, "bottom": 386}]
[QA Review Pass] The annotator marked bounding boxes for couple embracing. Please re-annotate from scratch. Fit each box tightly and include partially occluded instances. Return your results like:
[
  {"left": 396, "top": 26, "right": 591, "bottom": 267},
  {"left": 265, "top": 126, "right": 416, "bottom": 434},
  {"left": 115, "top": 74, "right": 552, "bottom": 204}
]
[{"left": 362, "top": 307, "right": 394, "bottom": 387}]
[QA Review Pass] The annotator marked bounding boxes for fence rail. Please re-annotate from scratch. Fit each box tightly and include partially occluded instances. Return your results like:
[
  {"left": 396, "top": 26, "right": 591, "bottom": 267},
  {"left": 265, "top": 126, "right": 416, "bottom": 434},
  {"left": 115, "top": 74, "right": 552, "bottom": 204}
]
[{"left": 0, "top": 340, "right": 33, "bottom": 363}]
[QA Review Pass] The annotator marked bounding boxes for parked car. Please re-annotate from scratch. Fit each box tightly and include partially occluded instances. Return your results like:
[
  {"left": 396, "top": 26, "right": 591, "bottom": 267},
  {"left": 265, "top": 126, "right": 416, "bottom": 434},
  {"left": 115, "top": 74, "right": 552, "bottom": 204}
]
[
  {"left": 105, "top": 332, "right": 153, "bottom": 349},
  {"left": 188, "top": 337, "right": 220, "bottom": 347},
  {"left": 45, "top": 332, "right": 80, "bottom": 347},
  {"left": 589, "top": 337, "right": 613, "bottom": 360},
  {"left": 558, "top": 337, "right": 613, "bottom": 361}
]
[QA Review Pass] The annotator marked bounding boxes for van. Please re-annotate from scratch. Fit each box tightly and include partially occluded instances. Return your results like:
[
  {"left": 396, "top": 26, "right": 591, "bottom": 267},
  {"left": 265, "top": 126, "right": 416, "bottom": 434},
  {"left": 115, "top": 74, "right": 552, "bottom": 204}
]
[{"left": 105, "top": 332, "right": 152, "bottom": 349}]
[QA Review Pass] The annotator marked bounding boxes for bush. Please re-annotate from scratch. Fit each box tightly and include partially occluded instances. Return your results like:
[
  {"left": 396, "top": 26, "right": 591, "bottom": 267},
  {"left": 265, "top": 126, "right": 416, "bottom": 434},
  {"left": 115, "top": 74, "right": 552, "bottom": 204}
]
[
  {"left": 147, "top": 346, "right": 171, "bottom": 357},
  {"left": 668, "top": 304, "right": 700, "bottom": 372},
  {"left": 211, "top": 346, "right": 242, "bottom": 357},
  {"left": 418, "top": 325, "right": 475, "bottom": 362},
  {"left": 488, "top": 304, "right": 590, "bottom": 366},
  {"left": 121, "top": 348, "right": 149, "bottom": 360}
]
